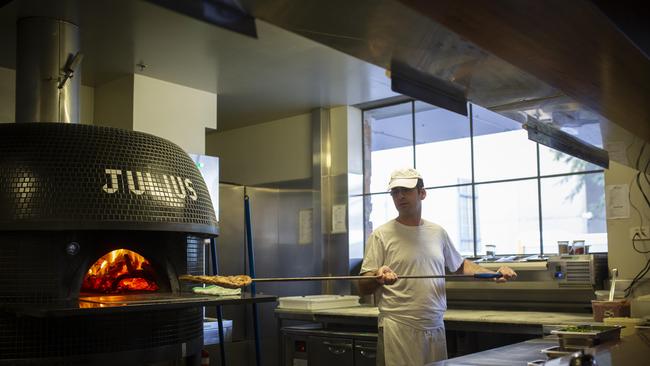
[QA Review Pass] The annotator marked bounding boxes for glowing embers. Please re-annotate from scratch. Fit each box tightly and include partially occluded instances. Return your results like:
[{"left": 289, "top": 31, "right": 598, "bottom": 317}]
[{"left": 82, "top": 249, "right": 159, "bottom": 293}]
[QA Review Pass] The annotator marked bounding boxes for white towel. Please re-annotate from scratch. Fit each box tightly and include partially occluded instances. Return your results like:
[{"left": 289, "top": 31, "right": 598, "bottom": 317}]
[{"left": 192, "top": 285, "right": 241, "bottom": 296}]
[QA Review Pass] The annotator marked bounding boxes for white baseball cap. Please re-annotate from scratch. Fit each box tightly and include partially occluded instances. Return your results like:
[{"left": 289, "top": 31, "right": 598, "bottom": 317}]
[{"left": 388, "top": 168, "right": 422, "bottom": 190}]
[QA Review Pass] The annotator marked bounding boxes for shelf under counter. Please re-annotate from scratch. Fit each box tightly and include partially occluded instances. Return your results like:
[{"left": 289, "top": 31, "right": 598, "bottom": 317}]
[{"left": 5, "top": 293, "right": 278, "bottom": 317}]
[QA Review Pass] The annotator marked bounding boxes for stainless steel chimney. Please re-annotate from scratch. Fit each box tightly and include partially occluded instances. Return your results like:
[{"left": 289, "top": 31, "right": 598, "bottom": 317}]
[{"left": 15, "top": 17, "right": 81, "bottom": 123}]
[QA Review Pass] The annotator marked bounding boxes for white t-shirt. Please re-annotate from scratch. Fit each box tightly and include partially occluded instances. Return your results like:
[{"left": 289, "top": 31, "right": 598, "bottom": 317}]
[{"left": 360, "top": 219, "right": 464, "bottom": 330}]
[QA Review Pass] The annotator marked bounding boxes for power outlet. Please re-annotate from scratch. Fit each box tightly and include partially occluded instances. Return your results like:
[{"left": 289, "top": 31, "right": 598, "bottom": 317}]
[{"left": 630, "top": 226, "right": 650, "bottom": 240}]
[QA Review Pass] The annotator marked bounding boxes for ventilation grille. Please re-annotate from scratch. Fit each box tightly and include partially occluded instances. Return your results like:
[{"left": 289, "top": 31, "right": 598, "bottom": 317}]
[{"left": 564, "top": 261, "right": 592, "bottom": 284}]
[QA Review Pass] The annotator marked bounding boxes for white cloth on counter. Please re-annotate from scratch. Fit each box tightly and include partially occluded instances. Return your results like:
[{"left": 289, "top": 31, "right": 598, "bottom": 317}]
[{"left": 192, "top": 285, "right": 241, "bottom": 296}]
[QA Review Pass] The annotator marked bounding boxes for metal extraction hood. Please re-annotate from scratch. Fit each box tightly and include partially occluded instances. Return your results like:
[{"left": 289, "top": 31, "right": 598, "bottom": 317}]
[
  {"left": 236, "top": 0, "right": 650, "bottom": 168},
  {"left": 1, "top": 0, "right": 647, "bottom": 168}
]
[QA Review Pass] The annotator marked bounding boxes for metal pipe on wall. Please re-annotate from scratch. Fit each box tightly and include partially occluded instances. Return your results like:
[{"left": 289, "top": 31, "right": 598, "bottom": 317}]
[{"left": 16, "top": 17, "right": 81, "bottom": 123}]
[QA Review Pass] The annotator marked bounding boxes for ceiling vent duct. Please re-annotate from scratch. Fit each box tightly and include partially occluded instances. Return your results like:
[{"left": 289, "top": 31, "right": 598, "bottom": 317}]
[
  {"left": 390, "top": 60, "right": 468, "bottom": 116},
  {"left": 15, "top": 17, "right": 82, "bottom": 123},
  {"left": 524, "top": 116, "right": 610, "bottom": 169}
]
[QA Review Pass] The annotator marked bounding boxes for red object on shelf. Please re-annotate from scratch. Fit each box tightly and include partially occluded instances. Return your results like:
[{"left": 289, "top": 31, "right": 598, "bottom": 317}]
[{"left": 201, "top": 349, "right": 210, "bottom": 366}]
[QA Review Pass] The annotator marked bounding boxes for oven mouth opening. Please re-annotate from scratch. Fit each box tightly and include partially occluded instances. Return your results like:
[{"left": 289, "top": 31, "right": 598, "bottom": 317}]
[{"left": 81, "top": 249, "right": 160, "bottom": 294}]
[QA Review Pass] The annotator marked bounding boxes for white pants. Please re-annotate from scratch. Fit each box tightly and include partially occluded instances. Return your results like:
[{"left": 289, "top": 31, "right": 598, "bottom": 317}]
[{"left": 377, "top": 317, "right": 447, "bottom": 366}]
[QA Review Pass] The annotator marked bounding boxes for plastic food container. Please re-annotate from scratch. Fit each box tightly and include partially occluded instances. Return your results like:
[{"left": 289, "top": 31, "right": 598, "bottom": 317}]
[
  {"left": 571, "top": 240, "right": 586, "bottom": 254},
  {"left": 591, "top": 300, "right": 631, "bottom": 322},
  {"left": 277, "top": 295, "right": 360, "bottom": 310},
  {"left": 558, "top": 241, "right": 570, "bottom": 255},
  {"left": 485, "top": 244, "right": 496, "bottom": 258}
]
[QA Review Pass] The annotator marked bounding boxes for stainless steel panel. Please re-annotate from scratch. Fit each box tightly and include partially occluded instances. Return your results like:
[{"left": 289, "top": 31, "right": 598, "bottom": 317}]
[
  {"left": 354, "top": 340, "right": 378, "bottom": 366},
  {"left": 216, "top": 183, "right": 324, "bottom": 366},
  {"left": 312, "top": 108, "right": 353, "bottom": 295},
  {"left": 308, "top": 336, "right": 354, "bottom": 366},
  {"left": 446, "top": 254, "right": 608, "bottom": 312},
  {"left": 16, "top": 17, "right": 80, "bottom": 123},
  {"left": 213, "top": 184, "right": 247, "bottom": 342},
  {"left": 245, "top": 185, "right": 322, "bottom": 297}
]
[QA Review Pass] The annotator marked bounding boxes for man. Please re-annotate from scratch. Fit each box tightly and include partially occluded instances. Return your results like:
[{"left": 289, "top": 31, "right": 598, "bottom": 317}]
[{"left": 359, "top": 168, "right": 517, "bottom": 366}]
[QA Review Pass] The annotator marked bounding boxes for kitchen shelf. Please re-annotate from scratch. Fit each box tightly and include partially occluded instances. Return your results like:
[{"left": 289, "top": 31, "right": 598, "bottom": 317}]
[{"left": 2, "top": 293, "right": 277, "bottom": 317}]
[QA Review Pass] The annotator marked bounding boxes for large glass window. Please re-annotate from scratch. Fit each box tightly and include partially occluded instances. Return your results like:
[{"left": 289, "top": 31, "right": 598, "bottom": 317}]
[
  {"left": 540, "top": 173, "right": 607, "bottom": 253},
  {"left": 475, "top": 179, "right": 540, "bottom": 255},
  {"left": 364, "top": 103, "right": 414, "bottom": 194},
  {"left": 421, "top": 186, "right": 475, "bottom": 256},
  {"left": 414, "top": 101, "right": 472, "bottom": 187},
  {"left": 359, "top": 101, "right": 607, "bottom": 256},
  {"left": 473, "top": 104, "right": 537, "bottom": 182}
]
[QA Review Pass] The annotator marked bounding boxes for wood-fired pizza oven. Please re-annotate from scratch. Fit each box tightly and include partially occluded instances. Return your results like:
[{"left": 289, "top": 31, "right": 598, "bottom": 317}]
[{"left": 0, "top": 123, "right": 219, "bottom": 365}]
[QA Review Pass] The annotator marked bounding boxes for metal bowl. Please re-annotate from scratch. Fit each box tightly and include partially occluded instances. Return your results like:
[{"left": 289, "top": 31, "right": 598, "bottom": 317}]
[{"left": 541, "top": 345, "right": 582, "bottom": 359}]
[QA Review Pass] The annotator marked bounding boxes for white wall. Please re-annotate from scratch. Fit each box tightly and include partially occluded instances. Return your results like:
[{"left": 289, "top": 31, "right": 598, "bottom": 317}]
[
  {"left": 330, "top": 106, "right": 353, "bottom": 177},
  {"left": 208, "top": 107, "right": 357, "bottom": 186},
  {"left": 206, "top": 112, "right": 312, "bottom": 185},
  {"left": 93, "top": 74, "right": 217, "bottom": 154},
  {"left": 94, "top": 75, "right": 134, "bottom": 130},
  {"left": 605, "top": 161, "right": 650, "bottom": 296},
  {"left": 133, "top": 74, "right": 217, "bottom": 155}
]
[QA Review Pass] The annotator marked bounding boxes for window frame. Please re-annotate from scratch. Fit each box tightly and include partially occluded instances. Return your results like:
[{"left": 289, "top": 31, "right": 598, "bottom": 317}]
[{"left": 357, "top": 101, "right": 606, "bottom": 256}]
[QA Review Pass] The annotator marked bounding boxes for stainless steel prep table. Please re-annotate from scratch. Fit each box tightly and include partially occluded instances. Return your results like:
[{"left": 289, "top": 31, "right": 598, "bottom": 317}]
[
  {"left": 426, "top": 337, "right": 557, "bottom": 366},
  {"left": 426, "top": 328, "right": 650, "bottom": 366},
  {"left": 275, "top": 306, "right": 595, "bottom": 334},
  {"left": 276, "top": 306, "right": 596, "bottom": 365}
]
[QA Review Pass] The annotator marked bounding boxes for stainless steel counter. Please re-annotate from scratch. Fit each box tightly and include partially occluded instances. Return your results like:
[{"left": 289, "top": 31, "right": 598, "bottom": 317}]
[
  {"left": 275, "top": 306, "right": 594, "bottom": 333},
  {"left": 426, "top": 329, "right": 650, "bottom": 366},
  {"left": 426, "top": 337, "right": 556, "bottom": 366}
]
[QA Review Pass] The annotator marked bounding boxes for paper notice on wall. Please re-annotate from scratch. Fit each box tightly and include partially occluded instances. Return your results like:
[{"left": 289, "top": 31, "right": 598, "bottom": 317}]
[
  {"left": 332, "top": 204, "right": 347, "bottom": 234},
  {"left": 298, "top": 209, "right": 313, "bottom": 244},
  {"left": 606, "top": 184, "right": 630, "bottom": 219}
]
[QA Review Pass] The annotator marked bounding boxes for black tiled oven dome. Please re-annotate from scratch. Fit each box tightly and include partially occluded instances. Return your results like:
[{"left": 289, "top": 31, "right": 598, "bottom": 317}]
[{"left": 0, "top": 123, "right": 218, "bottom": 235}]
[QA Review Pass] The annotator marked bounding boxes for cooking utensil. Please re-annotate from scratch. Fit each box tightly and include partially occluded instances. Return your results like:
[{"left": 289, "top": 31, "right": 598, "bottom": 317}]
[
  {"left": 180, "top": 272, "right": 503, "bottom": 289},
  {"left": 250, "top": 272, "right": 503, "bottom": 283},
  {"left": 608, "top": 268, "right": 618, "bottom": 301}
]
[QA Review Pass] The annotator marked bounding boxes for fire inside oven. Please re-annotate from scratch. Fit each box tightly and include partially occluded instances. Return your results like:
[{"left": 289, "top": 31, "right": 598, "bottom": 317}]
[{"left": 82, "top": 249, "right": 159, "bottom": 293}]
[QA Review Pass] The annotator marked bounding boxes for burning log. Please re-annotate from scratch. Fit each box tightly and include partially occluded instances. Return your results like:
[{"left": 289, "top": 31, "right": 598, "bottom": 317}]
[{"left": 82, "top": 249, "right": 159, "bottom": 293}]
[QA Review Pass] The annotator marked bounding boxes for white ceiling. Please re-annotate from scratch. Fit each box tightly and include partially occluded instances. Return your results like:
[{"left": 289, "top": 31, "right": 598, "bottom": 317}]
[{"left": 0, "top": 0, "right": 398, "bottom": 130}]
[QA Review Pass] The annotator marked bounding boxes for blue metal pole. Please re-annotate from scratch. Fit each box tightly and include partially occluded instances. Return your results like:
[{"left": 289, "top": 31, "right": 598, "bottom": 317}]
[
  {"left": 210, "top": 237, "right": 227, "bottom": 366},
  {"left": 244, "top": 194, "right": 262, "bottom": 366}
]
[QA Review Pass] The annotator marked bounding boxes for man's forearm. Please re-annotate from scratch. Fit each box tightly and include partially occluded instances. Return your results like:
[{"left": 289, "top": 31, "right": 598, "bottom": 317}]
[
  {"left": 458, "top": 258, "right": 518, "bottom": 282},
  {"left": 458, "top": 259, "right": 493, "bottom": 275},
  {"left": 358, "top": 271, "right": 380, "bottom": 295}
]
